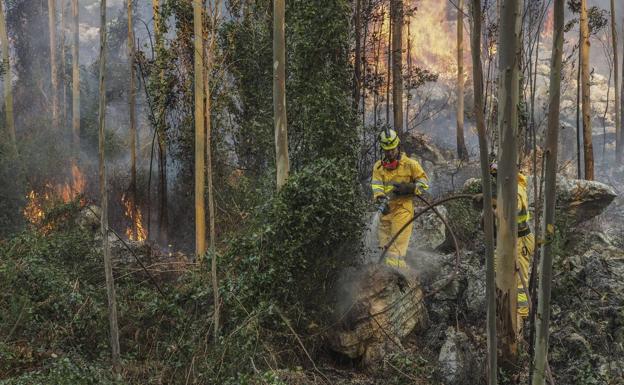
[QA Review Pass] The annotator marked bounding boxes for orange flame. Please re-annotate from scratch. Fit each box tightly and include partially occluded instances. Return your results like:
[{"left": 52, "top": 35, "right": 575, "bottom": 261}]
[
  {"left": 23, "top": 190, "right": 47, "bottom": 226},
  {"left": 23, "top": 165, "right": 86, "bottom": 230},
  {"left": 541, "top": 7, "right": 554, "bottom": 39},
  {"left": 58, "top": 163, "right": 86, "bottom": 203},
  {"left": 121, "top": 193, "right": 147, "bottom": 242}
]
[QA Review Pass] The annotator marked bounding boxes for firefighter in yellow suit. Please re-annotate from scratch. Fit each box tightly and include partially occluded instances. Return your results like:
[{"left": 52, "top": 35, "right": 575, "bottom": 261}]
[
  {"left": 371, "top": 129, "right": 429, "bottom": 268},
  {"left": 489, "top": 163, "right": 535, "bottom": 324}
]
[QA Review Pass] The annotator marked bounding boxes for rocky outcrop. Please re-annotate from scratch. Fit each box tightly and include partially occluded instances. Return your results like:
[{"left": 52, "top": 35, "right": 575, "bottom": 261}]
[
  {"left": 437, "top": 327, "right": 478, "bottom": 385},
  {"left": 329, "top": 265, "right": 428, "bottom": 365},
  {"left": 446, "top": 176, "right": 617, "bottom": 249}
]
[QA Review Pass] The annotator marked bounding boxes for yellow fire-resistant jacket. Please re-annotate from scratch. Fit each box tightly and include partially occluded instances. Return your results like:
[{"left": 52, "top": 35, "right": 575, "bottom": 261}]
[
  {"left": 516, "top": 173, "right": 534, "bottom": 318},
  {"left": 371, "top": 153, "right": 429, "bottom": 267}
]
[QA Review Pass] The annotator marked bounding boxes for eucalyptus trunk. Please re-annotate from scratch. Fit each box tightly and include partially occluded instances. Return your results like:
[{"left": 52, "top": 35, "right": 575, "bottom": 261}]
[
  {"left": 0, "top": 0, "right": 15, "bottom": 154},
  {"left": 274, "top": 0, "right": 289, "bottom": 188},
  {"left": 456, "top": 0, "right": 469, "bottom": 160},
  {"left": 612, "top": 1, "right": 622, "bottom": 163},
  {"left": 531, "top": 1, "right": 564, "bottom": 383},
  {"left": 471, "top": 0, "right": 497, "bottom": 382},
  {"left": 71, "top": 0, "right": 79, "bottom": 161},
  {"left": 128, "top": 0, "right": 137, "bottom": 203},
  {"left": 496, "top": 0, "right": 522, "bottom": 362},
  {"left": 98, "top": 0, "right": 120, "bottom": 372},
  {"left": 48, "top": 0, "right": 59, "bottom": 130},
  {"left": 580, "top": 0, "right": 594, "bottom": 180},
  {"left": 353, "top": 0, "right": 362, "bottom": 113},
  {"left": 193, "top": 0, "right": 205, "bottom": 258},
  {"left": 391, "top": 0, "right": 403, "bottom": 134}
]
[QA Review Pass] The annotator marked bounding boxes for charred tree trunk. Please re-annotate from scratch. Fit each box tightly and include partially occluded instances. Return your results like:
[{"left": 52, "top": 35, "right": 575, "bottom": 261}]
[
  {"left": 0, "top": 0, "right": 15, "bottom": 154},
  {"left": 98, "top": 0, "right": 120, "bottom": 372},
  {"left": 531, "top": 1, "right": 564, "bottom": 384},
  {"left": 456, "top": 0, "right": 469, "bottom": 161},
  {"left": 580, "top": 0, "right": 594, "bottom": 180},
  {"left": 48, "top": 0, "right": 59, "bottom": 130},
  {"left": 274, "top": 0, "right": 289, "bottom": 188},
  {"left": 391, "top": 0, "right": 403, "bottom": 134},
  {"left": 193, "top": 0, "right": 205, "bottom": 258},
  {"left": 128, "top": 0, "right": 137, "bottom": 204},
  {"left": 471, "top": 1, "right": 497, "bottom": 383},
  {"left": 496, "top": 0, "right": 522, "bottom": 362},
  {"left": 71, "top": 0, "right": 79, "bottom": 161}
]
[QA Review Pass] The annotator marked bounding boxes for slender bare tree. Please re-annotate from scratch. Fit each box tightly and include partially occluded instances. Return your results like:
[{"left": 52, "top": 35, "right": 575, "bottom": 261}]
[
  {"left": 71, "top": 0, "right": 79, "bottom": 161},
  {"left": 610, "top": 0, "right": 620, "bottom": 164},
  {"left": 391, "top": 0, "right": 403, "bottom": 133},
  {"left": 0, "top": 0, "right": 15, "bottom": 154},
  {"left": 532, "top": 1, "right": 564, "bottom": 383},
  {"left": 580, "top": 0, "right": 594, "bottom": 180},
  {"left": 471, "top": 0, "right": 496, "bottom": 382},
  {"left": 274, "top": 0, "right": 289, "bottom": 188},
  {"left": 353, "top": 0, "right": 362, "bottom": 113},
  {"left": 456, "top": 0, "right": 468, "bottom": 160},
  {"left": 128, "top": 0, "right": 137, "bottom": 203},
  {"left": 98, "top": 0, "right": 120, "bottom": 372},
  {"left": 496, "top": 0, "right": 522, "bottom": 361},
  {"left": 48, "top": 0, "right": 59, "bottom": 130},
  {"left": 193, "top": 0, "right": 205, "bottom": 258},
  {"left": 205, "top": 0, "right": 221, "bottom": 340}
]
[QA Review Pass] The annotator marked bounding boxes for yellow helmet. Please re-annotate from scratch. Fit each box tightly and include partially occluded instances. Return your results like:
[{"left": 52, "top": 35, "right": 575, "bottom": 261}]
[{"left": 379, "top": 129, "right": 400, "bottom": 151}]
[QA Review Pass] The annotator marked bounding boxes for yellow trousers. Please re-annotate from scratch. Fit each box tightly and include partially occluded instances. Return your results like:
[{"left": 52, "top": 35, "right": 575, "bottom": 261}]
[
  {"left": 379, "top": 207, "right": 413, "bottom": 268},
  {"left": 516, "top": 233, "right": 534, "bottom": 318}
]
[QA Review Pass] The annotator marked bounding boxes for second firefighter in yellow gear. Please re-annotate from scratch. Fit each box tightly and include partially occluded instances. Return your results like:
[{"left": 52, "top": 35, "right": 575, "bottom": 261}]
[
  {"left": 371, "top": 129, "right": 429, "bottom": 269},
  {"left": 487, "top": 163, "right": 535, "bottom": 320}
]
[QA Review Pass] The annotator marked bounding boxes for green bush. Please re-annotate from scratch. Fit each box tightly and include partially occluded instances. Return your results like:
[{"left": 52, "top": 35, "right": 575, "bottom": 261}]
[{"left": 224, "top": 159, "right": 364, "bottom": 325}]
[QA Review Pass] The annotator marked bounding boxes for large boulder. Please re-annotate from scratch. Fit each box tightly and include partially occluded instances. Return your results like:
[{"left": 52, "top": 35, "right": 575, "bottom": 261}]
[
  {"left": 437, "top": 327, "right": 478, "bottom": 385},
  {"left": 329, "top": 265, "right": 428, "bottom": 366},
  {"left": 445, "top": 176, "right": 617, "bottom": 249}
]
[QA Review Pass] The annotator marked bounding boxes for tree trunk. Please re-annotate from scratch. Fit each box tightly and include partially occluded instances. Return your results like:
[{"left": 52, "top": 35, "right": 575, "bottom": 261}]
[
  {"left": 71, "top": 0, "right": 79, "bottom": 161},
  {"left": 98, "top": 0, "right": 120, "bottom": 372},
  {"left": 405, "top": 15, "right": 411, "bottom": 131},
  {"left": 0, "top": 0, "right": 15, "bottom": 154},
  {"left": 48, "top": 0, "right": 59, "bottom": 130},
  {"left": 471, "top": 1, "right": 497, "bottom": 383},
  {"left": 580, "top": 0, "right": 594, "bottom": 180},
  {"left": 128, "top": 0, "right": 137, "bottom": 204},
  {"left": 391, "top": 0, "right": 403, "bottom": 134},
  {"left": 60, "top": 0, "right": 67, "bottom": 130},
  {"left": 205, "top": 0, "right": 220, "bottom": 341},
  {"left": 274, "top": 0, "right": 289, "bottom": 188},
  {"left": 612, "top": 1, "right": 622, "bottom": 163},
  {"left": 496, "top": 0, "right": 522, "bottom": 362},
  {"left": 353, "top": 0, "right": 362, "bottom": 113},
  {"left": 620, "top": 16, "right": 624, "bottom": 164},
  {"left": 193, "top": 0, "right": 205, "bottom": 259},
  {"left": 576, "top": 32, "right": 582, "bottom": 179},
  {"left": 386, "top": 6, "right": 391, "bottom": 124},
  {"left": 456, "top": 0, "right": 468, "bottom": 161},
  {"left": 531, "top": 1, "right": 564, "bottom": 383}
]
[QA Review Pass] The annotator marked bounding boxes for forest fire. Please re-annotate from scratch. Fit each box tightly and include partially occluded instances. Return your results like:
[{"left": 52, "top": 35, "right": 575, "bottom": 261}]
[
  {"left": 59, "top": 163, "right": 86, "bottom": 203},
  {"left": 121, "top": 193, "right": 147, "bottom": 242},
  {"left": 23, "top": 165, "right": 86, "bottom": 227}
]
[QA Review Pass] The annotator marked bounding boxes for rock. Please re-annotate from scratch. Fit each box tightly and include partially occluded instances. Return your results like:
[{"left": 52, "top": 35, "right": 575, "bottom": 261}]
[
  {"left": 437, "top": 327, "right": 476, "bottom": 385},
  {"left": 329, "top": 265, "right": 428, "bottom": 365},
  {"left": 553, "top": 177, "right": 617, "bottom": 226},
  {"left": 75, "top": 204, "right": 100, "bottom": 232},
  {"left": 447, "top": 176, "right": 617, "bottom": 249}
]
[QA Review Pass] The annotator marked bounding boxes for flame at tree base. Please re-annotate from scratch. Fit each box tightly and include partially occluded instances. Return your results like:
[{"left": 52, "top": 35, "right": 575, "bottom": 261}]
[{"left": 122, "top": 193, "right": 147, "bottom": 242}]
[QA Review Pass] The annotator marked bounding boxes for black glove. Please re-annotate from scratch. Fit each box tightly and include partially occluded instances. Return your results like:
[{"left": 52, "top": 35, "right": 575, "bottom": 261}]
[
  {"left": 375, "top": 195, "right": 390, "bottom": 215},
  {"left": 392, "top": 182, "right": 416, "bottom": 196}
]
